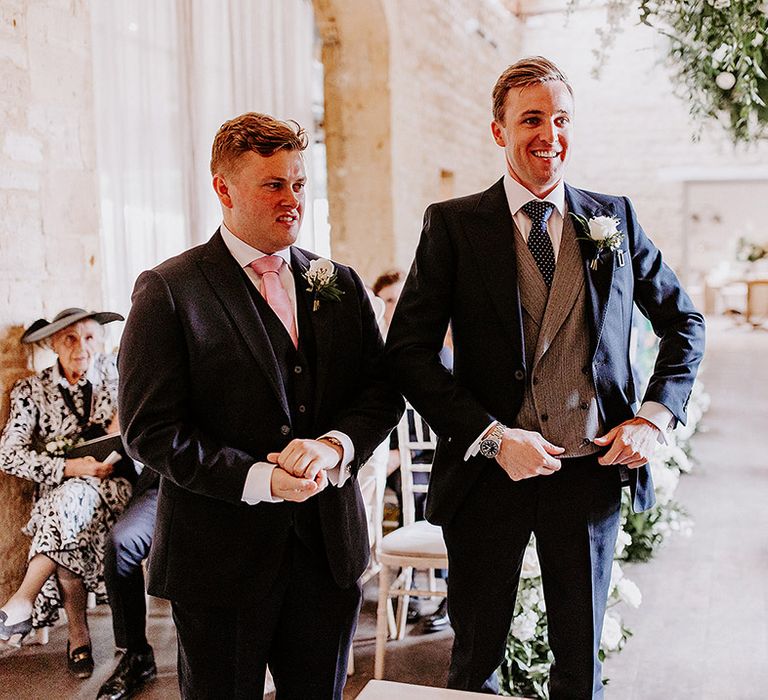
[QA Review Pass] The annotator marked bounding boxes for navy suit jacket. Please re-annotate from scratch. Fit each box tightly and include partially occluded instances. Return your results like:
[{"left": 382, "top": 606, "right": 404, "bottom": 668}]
[
  {"left": 118, "top": 231, "right": 403, "bottom": 603},
  {"left": 386, "top": 178, "right": 705, "bottom": 524}
]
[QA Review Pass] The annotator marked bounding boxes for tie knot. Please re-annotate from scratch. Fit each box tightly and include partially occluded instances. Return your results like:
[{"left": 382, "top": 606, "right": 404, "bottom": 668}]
[
  {"left": 250, "top": 255, "right": 283, "bottom": 276},
  {"left": 521, "top": 200, "right": 555, "bottom": 225}
]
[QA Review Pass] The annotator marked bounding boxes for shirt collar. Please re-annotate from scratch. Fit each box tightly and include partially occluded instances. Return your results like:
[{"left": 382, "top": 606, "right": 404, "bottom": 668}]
[
  {"left": 502, "top": 173, "right": 566, "bottom": 218},
  {"left": 219, "top": 222, "right": 292, "bottom": 269}
]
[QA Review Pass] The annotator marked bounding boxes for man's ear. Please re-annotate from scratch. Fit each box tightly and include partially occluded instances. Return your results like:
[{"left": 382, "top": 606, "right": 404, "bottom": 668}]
[
  {"left": 213, "top": 174, "right": 232, "bottom": 208},
  {"left": 491, "top": 120, "right": 506, "bottom": 147}
]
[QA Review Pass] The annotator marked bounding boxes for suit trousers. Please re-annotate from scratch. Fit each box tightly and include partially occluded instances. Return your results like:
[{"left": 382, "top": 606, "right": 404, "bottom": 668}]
[
  {"left": 171, "top": 529, "right": 362, "bottom": 700},
  {"left": 443, "top": 454, "right": 622, "bottom": 699},
  {"left": 104, "top": 484, "right": 158, "bottom": 652}
]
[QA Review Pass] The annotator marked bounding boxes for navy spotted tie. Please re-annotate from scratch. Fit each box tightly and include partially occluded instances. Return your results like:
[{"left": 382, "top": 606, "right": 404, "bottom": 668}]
[{"left": 521, "top": 200, "right": 556, "bottom": 288}]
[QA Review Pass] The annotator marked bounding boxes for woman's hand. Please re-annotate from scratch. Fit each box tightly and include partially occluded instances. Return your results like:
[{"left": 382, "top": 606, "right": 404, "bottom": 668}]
[{"left": 64, "top": 456, "right": 114, "bottom": 479}]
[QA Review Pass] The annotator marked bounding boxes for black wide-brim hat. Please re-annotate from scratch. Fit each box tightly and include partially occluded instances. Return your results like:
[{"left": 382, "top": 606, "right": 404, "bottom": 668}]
[{"left": 21, "top": 308, "right": 124, "bottom": 344}]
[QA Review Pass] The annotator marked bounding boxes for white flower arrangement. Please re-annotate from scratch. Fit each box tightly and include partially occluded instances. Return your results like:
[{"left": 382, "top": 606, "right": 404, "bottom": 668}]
[
  {"left": 569, "top": 0, "right": 768, "bottom": 142},
  {"left": 303, "top": 258, "right": 343, "bottom": 311},
  {"left": 570, "top": 214, "right": 625, "bottom": 270},
  {"left": 45, "top": 436, "right": 74, "bottom": 456}
]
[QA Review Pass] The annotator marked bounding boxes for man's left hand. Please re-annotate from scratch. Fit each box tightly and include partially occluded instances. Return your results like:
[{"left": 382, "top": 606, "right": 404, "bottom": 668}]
[
  {"left": 267, "top": 438, "right": 342, "bottom": 479},
  {"left": 593, "top": 418, "right": 660, "bottom": 469}
]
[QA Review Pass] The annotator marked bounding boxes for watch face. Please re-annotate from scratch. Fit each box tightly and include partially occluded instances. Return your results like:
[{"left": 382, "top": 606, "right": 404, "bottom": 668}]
[{"left": 479, "top": 439, "right": 500, "bottom": 459}]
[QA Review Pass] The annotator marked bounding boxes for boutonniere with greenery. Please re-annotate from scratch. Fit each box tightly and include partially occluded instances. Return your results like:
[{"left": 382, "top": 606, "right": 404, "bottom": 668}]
[
  {"left": 304, "top": 258, "right": 344, "bottom": 311},
  {"left": 45, "top": 436, "right": 74, "bottom": 456},
  {"left": 571, "top": 213, "right": 625, "bottom": 270}
]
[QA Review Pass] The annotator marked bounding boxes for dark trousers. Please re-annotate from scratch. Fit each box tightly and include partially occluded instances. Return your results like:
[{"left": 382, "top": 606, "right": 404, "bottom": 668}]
[
  {"left": 171, "top": 531, "right": 362, "bottom": 700},
  {"left": 443, "top": 455, "right": 622, "bottom": 699},
  {"left": 104, "top": 485, "right": 158, "bottom": 652}
]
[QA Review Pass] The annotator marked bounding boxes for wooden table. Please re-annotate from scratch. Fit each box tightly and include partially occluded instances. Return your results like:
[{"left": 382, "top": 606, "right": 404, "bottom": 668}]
[{"left": 355, "top": 680, "right": 525, "bottom": 699}]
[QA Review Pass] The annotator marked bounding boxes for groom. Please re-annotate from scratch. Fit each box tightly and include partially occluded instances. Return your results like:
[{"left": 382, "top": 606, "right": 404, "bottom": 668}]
[
  {"left": 386, "top": 56, "right": 705, "bottom": 698},
  {"left": 118, "top": 113, "right": 403, "bottom": 699}
]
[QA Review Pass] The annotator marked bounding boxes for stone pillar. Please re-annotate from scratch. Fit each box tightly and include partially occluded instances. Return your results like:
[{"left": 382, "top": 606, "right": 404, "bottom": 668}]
[
  {"left": 0, "top": 0, "right": 103, "bottom": 602},
  {"left": 313, "top": 0, "right": 395, "bottom": 283}
]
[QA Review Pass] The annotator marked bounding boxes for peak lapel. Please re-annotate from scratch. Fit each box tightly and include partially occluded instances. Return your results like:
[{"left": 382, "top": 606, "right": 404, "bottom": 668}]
[
  {"left": 291, "top": 247, "right": 335, "bottom": 422},
  {"left": 197, "top": 231, "right": 290, "bottom": 418},
  {"left": 565, "top": 185, "right": 616, "bottom": 356}
]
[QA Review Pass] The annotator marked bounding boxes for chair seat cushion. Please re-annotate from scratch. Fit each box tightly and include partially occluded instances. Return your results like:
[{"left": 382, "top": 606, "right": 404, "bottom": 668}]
[{"left": 380, "top": 520, "right": 447, "bottom": 558}]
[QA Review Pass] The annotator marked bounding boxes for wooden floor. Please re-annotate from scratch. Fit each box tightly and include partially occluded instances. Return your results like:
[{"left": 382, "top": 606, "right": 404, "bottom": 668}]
[{"left": 1, "top": 315, "right": 766, "bottom": 699}]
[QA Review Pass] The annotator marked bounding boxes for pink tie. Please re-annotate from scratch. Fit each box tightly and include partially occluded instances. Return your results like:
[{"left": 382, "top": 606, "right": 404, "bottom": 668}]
[{"left": 250, "top": 256, "right": 298, "bottom": 348}]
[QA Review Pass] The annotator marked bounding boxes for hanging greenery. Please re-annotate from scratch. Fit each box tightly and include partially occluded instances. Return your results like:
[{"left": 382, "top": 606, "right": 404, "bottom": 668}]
[{"left": 571, "top": 1, "right": 768, "bottom": 143}]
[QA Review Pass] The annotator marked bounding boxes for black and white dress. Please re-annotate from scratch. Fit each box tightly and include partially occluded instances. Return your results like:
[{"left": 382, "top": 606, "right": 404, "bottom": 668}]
[{"left": 0, "top": 353, "right": 132, "bottom": 629}]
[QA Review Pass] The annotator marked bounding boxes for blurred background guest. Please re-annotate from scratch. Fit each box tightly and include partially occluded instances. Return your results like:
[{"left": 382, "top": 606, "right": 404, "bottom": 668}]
[{"left": 0, "top": 308, "right": 131, "bottom": 679}]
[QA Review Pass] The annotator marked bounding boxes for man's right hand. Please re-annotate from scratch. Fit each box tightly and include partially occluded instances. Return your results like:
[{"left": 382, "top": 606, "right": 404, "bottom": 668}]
[
  {"left": 64, "top": 456, "right": 114, "bottom": 479},
  {"left": 270, "top": 466, "right": 328, "bottom": 502},
  {"left": 494, "top": 428, "right": 564, "bottom": 481}
]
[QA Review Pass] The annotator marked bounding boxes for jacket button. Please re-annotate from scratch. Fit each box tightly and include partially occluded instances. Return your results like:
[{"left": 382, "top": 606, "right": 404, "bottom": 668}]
[
  {"left": 514, "top": 369, "right": 525, "bottom": 381},
  {"left": 580, "top": 401, "right": 589, "bottom": 410},
  {"left": 532, "top": 376, "right": 539, "bottom": 385},
  {"left": 541, "top": 413, "right": 548, "bottom": 422},
  {"left": 298, "top": 405, "right": 307, "bottom": 414},
  {"left": 294, "top": 365, "right": 303, "bottom": 374},
  {"left": 280, "top": 425, "right": 290, "bottom": 435},
  {"left": 582, "top": 365, "right": 590, "bottom": 375}
]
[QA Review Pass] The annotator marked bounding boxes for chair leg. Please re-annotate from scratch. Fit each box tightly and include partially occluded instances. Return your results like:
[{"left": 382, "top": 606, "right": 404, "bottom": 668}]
[
  {"left": 428, "top": 568, "right": 437, "bottom": 600},
  {"left": 395, "top": 567, "right": 413, "bottom": 641},
  {"left": 375, "top": 564, "right": 393, "bottom": 680}
]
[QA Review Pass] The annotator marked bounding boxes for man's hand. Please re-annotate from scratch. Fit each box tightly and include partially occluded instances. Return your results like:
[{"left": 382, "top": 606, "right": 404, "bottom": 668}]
[
  {"left": 495, "top": 428, "right": 564, "bottom": 481},
  {"left": 270, "top": 466, "right": 328, "bottom": 502},
  {"left": 267, "top": 438, "right": 342, "bottom": 480},
  {"left": 594, "top": 417, "right": 660, "bottom": 469},
  {"left": 64, "top": 456, "right": 114, "bottom": 479}
]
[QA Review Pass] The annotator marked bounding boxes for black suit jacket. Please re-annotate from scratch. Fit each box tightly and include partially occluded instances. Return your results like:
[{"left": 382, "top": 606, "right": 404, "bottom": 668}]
[
  {"left": 386, "top": 179, "right": 705, "bottom": 524},
  {"left": 118, "top": 231, "right": 403, "bottom": 603}
]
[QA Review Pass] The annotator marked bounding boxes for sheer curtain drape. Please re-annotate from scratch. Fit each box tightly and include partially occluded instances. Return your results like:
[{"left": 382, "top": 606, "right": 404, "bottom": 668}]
[{"left": 90, "top": 0, "right": 317, "bottom": 317}]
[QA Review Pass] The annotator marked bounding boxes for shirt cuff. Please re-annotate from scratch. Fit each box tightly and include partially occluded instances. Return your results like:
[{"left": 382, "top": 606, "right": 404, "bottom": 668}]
[
  {"left": 636, "top": 401, "right": 674, "bottom": 445},
  {"left": 464, "top": 421, "right": 497, "bottom": 461},
  {"left": 241, "top": 462, "right": 283, "bottom": 504},
  {"left": 321, "top": 430, "right": 354, "bottom": 487}
]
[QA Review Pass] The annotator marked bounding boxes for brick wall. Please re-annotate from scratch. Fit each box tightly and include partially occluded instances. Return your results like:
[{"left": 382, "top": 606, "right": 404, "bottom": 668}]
[{"left": 0, "top": 0, "right": 102, "bottom": 602}]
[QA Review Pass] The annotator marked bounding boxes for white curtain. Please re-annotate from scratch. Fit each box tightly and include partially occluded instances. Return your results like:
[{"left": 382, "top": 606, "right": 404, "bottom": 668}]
[{"left": 90, "top": 0, "right": 318, "bottom": 317}]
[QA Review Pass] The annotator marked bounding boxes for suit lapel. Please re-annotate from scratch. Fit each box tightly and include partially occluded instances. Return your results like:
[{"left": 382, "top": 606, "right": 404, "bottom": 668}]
[
  {"left": 290, "top": 247, "right": 335, "bottom": 423},
  {"left": 461, "top": 178, "right": 526, "bottom": 357},
  {"left": 565, "top": 184, "right": 617, "bottom": 357},
  {"left": 197, "top": 231, "right": 290, "bottom": 418},
  {"left": 533, "top": 212, "right": 585, "bottom": 364}
]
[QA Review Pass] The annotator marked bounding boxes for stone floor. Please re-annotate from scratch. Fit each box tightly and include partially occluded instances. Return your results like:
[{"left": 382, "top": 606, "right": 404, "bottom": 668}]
[{"left": 1, "top": 315, "right": 765, "bottom": 699}]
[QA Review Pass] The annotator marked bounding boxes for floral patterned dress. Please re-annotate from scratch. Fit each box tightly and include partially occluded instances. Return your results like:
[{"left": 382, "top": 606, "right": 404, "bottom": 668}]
[{"left": 0, "top": 353, "right": 132, "bottom": 629}]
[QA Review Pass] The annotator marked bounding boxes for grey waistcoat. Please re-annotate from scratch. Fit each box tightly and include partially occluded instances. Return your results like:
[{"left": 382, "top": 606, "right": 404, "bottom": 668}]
[{"left": 512, "top": 211, "right": 603, "bottom": 458}]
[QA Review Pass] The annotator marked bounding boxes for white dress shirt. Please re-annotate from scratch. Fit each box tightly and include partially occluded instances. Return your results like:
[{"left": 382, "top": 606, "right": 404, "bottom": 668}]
[
  {"left": 219, "top": 223, "right": 354, "bottom": 503},
  {"left": 464, "top": 178, "right": 673, "bottom": 459}
]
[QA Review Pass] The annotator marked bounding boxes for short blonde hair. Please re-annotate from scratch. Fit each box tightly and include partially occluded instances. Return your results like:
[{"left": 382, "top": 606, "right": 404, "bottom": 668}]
[
  {"left": 210, "top": 112, "right": 308, "bottom": 175},
  {"left": 492, "top": 56, "right": 573, "bottom": 123}
]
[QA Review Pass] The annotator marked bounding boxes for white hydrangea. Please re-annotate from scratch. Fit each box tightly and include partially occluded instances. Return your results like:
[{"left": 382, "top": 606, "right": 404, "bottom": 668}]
[
  {"left": 511, "top": 609, "right": 539, "bottom": 643},
  {"left": 615, "top": 577, "right": 642, "bottom": 609},
  {"left": 600, "top": 613, "right": 624, "bottom": 651},
  {"left": 520, "top": 545, "right": 541, "bottom": 580}
]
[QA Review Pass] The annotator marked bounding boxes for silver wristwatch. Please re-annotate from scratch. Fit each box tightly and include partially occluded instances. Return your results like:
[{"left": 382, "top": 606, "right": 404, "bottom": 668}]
[{"left": 479, "top": 422, "right": 506, "bottom": 459}]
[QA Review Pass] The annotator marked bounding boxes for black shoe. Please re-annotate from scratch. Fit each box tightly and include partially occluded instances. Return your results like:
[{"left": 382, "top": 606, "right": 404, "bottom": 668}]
[
  {"left": 0, "top": 609, "right": 33, "bottom": 644},
  {"left": 67, "top": 641, "right": 94, "bottom": 679},
  {"left": 97, "top": 647, "right": 157, "bottom": 700},
  {"left": 422, "top": 598, "right": 450, "bottom": 634},
  {"left": 406, "top": 597, "right": 422, "bottom": 623}
]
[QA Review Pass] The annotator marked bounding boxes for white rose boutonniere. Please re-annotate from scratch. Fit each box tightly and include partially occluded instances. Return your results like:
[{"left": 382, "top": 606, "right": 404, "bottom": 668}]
[
  {"left": 304, "top": 258, "right": 344, "bottom": 311},
  {"left": 571, "top": 213, "right": 625, "bottom": 270}
]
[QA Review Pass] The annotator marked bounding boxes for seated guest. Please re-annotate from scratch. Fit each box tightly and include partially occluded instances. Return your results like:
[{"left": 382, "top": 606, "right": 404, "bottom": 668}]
[
  {"left": 97, "top": 459, "right": 159, "bottom": 699},
  {"left": 0, "top": 308, "right": 132, "bottom": 679}
]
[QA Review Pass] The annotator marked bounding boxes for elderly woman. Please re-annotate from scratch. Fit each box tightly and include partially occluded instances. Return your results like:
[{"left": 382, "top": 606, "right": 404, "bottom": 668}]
[{"left": 0, "top": 308, "right": 132, "bottom": 678}]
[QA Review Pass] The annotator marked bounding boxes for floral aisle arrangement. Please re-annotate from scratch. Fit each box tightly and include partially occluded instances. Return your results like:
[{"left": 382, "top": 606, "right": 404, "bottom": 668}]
[{"left": 569, "top": 0, "right": 768, "bottom": 143}]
